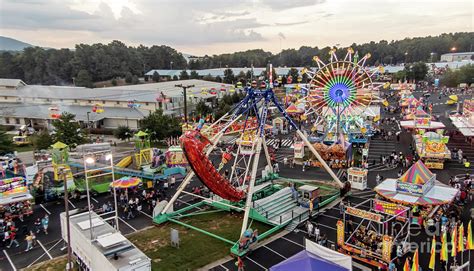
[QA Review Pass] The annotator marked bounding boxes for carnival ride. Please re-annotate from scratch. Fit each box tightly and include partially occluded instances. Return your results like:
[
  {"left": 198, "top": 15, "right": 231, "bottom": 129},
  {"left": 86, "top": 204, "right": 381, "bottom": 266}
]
[
  {"left": 155, "top": 65, "right": 345, "bottom": 256},
  {"left": 288, "top": 48, "right": 383, "bottom": 167}
]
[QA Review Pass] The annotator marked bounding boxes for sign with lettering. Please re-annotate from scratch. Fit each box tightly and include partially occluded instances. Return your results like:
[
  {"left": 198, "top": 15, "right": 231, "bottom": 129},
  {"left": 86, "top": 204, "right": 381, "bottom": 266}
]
[
  {"left": 345, "top": 207, "right": 382, "bottom": 223},
  {"left": 374, "top": 199, "right": 408, "bottom": 217},
  {"left": 396, "top": 182, "right": 424, "bottom": 196}
]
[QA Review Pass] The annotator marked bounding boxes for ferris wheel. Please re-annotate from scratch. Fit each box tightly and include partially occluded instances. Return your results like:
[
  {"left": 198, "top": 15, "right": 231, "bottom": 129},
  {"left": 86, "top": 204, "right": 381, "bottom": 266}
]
[{"left": 300, "top": 48, "right": 382, "bottom": 134}]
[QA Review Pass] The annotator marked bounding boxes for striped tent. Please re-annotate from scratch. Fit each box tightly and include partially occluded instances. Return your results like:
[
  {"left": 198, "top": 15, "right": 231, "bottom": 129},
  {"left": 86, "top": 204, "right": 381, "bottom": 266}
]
[{"left": 398, "top": 160, "right": 433, "bottom": 185}]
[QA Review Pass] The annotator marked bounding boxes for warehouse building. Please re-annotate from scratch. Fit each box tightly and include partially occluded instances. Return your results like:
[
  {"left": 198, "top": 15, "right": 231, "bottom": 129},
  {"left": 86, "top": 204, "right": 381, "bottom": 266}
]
[{"left": 0, "top": 79, "right": 232, "bottom": 130}]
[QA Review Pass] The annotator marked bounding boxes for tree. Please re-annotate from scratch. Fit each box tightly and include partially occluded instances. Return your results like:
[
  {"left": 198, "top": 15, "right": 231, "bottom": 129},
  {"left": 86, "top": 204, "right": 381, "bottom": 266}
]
[
  {"left": 459, "top": 64, "right": 474, "bottom": 85},
  {"left": 51, "top": 112, "right": 87, "bottom": 147},
  {"left": 125, "top": 72, "right": 133, "bottom": 83},
  {"left": 111, "top": 78, "right": 118, "bottom": 86},
  {"left": 0, "top": 126, "right": 13, "bottom": 154},
  {"left": 113, "top": 126, "right": 132, "bottom": 141},
  {"left": 287, "top": 68, "right": 299, "bottom": 81},
  {"left": 152, "top": 71, "right": 160, "bottom": 82},
  {"left": 190, "top": 70, "right": 200, "bottom": 79},
  {"left": 33, "top": 130, "right": 53, "bottom": 150},
  {"left": 140, "top": 109, "right": 181, "bottom": 141},
  {"left": 172, "top": 75, "right": 179, "bottom": 80},
  {"left": 131, "top": 75, "right": 139, "bottom": 84},
  {"left": 405, "top": 62, "right": 428, "bottom": 81},
  {"left": 195, "top": 101, "right": 212, "bottom": 117},
  {"left": 440, "top": 69, "right": 461, "bottom": 87},
  {"left": 223, "top": 68, "right": 235, "bottom": 84},
  {"left": 180, "top": 70, "right": 189, "bottom": 80},
  {"left": 75, "top": 69, "right": 93, "bottom": 88},
  {"left": 215, "top": 75, "right": 222, "bottom": 82},
  {"left": 202, "top": 73, "right": 214, "bottom": 81}
]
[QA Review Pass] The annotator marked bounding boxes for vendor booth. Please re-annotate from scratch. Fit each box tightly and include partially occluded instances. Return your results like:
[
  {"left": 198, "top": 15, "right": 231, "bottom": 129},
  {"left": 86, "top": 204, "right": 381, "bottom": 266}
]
[
  {"left": 413, "top": 131, "right": 450, "bottom": 169},
  {"left": 0, "top": 177, "right": 33, "bottom": 219},
  {"left": 374, "top": 161, "right": 458, "bottom": 206},
  {"left": 337, "top": 199, "right": 410, "bottom": 269},
  {"left": 347, "top": 167, "right": 368, "bottom": 190}
]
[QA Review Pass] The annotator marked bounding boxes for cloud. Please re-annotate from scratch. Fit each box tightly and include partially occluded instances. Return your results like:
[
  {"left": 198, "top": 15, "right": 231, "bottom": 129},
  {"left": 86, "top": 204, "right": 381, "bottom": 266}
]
[
  {"left": 275, "top": 20, "right": 310, "bottom": 26},
  {"left": 258, "top": 0, "right": 326, "bottom": 10}
]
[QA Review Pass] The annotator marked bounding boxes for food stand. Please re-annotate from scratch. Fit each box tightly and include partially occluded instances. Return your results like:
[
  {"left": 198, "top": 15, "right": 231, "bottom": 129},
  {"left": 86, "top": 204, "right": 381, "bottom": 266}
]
[
  {"left": 347, "top": 167, "right": 368, "bottom": 190},
  {"left": 337, "top": 199, "right": 410, "bottom": 269},
  {"left": 374, "top": 161, "right": 459, "bottom": 226},
  {"left": 413, "top": 131, "right": 450, "bottom": 169},
  {"left": 0, "top": 177, "right": 33, "bottom": 218}
]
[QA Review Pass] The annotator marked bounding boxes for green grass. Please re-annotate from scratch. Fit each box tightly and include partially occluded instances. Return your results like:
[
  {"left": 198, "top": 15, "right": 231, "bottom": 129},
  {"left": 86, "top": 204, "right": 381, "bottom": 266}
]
[
  {"left": 25, "top": 256, "right": 72, "bottom": 271},
  {"left": 25, "top": 211, "right": 274, "bottom": 271},
  {"left": 129, "top": 211, "right": 272, "bottom": 271}
]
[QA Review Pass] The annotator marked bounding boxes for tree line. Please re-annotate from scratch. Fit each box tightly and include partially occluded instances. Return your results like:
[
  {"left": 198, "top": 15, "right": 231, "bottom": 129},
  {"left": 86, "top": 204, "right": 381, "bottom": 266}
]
[
  {"left": 0, "top": 32, "right": 472, "bottom": 86},
  {"left": 0, "top": 40, "right": 187, "bottom": 86}
]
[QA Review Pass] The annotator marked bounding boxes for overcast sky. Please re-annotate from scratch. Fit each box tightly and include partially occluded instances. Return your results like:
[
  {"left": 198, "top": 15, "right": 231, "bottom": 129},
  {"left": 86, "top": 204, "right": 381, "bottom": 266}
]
[{"left": 0, "top": 0, "right": 472, "bottom": 55}]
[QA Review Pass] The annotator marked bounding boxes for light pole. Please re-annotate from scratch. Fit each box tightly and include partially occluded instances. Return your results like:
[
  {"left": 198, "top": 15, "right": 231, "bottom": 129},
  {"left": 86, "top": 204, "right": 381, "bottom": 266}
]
[
  {"left": 430, "top": 52, "right": 435, "bottom": 63},
  {"left": 170, "top": 61, "right": 173, "bottom": 70},
  {"left": 61, "top": 167, "right": 72, "bottom": 270},
  {"left": 404, "top": 52, "right": 408, "bottom": 64},
  {"left": 175, "top": 84, "right": 195, "bottom": 123}
]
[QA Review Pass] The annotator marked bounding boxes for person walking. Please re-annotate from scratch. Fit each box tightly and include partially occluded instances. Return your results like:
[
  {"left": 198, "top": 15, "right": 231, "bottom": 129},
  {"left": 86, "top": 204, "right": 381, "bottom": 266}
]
[
  {"left": 25, "top": 233, "right": 33, "bottom": 251},
  {"left": 7, "top": 229, "right": 19, "bottom": 248},
  {"left": 34, "top": 218, "right": 41, "bottom": 234},
  {"left": 41, "top": 214, "right": 49, "bottom": 235}
]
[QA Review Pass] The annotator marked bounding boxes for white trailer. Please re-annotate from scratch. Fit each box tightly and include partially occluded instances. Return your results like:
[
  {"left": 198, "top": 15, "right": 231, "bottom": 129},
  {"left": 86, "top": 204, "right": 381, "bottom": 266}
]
[{"left": 60, "top": 211, "right": 151, "bottom": 271}]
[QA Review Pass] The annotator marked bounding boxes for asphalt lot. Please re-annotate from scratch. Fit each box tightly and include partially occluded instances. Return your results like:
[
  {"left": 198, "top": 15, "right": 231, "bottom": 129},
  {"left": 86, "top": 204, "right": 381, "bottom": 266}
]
[{"left": 2, "top": 88, "right": 473, "bottom": 270}]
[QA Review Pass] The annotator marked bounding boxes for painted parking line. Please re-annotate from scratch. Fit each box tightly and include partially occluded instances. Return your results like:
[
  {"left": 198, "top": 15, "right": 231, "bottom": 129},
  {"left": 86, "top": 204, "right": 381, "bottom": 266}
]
[
  {"left": 263, "top": 245, "right": 287, "bottom": 259},
  {"left": 39, "top": 204, "right": 51, "bottom": 215},
  {"left": 91, "top": 197, "right": 99, "bottom": 203},
  {"left": 28, "top": 239, "right": 63, "bottom": 268},
  {"left": 245, "top": 255, "right": 268, "bottom": 271},
  {"left": 280, "top": 236, "right": 305, "bottom": 248},
  {"left": 37, "top": 240, "right": 53, "bottom": 260},
  {"left": 68, "top": 200, "right": 76, "bottom": 209},
  {"left": 219, "top": 264, "right": 229, "bottom": 271},
  {"left": 3, "top": 249, "right": 17, "bottom": 271},
  {"left": 118, "top": 217, "right": 138, "bottom": 232}
]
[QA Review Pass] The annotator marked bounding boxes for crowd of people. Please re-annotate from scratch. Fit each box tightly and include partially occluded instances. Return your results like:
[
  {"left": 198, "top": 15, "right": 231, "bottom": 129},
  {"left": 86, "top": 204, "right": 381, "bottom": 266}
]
[{"left": 0, "top": 214, "right": 48, "bottom": 251}]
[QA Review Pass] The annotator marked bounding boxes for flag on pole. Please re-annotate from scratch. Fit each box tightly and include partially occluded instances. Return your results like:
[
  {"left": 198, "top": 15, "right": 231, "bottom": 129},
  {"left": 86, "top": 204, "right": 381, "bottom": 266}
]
[
  {"left": 429, "top": 236, "right": 436, "bottom": 270},
  {"left": 411, "top": 248, "right": 419, "bottom": 271},
  {"left": 403, "top": 258, "right": 410, "bottom": 271},
  {"left": 468, "top": 220, "right": 474, "bottom": 250},
  {"left": 441, "top": 230, "right": 448, "bottom": 261},
  {"left": 451, "top": 225, "right": 458, "bottom": 257},
  {"left": 458, "top": 223, "right": 464, "bottom": 252}
]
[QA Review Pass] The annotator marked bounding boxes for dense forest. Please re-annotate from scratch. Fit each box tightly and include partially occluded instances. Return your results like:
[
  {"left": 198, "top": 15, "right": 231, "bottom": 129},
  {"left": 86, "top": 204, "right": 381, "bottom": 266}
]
[{"left": 0, "top": 32, "right": 472, "bottom": 86}]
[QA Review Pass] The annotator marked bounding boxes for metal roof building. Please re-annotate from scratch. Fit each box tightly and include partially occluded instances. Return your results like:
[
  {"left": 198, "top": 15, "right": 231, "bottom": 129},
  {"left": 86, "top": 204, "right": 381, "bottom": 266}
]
[{"left": 0, "top": 79, "right": 234, "bottom": 130}]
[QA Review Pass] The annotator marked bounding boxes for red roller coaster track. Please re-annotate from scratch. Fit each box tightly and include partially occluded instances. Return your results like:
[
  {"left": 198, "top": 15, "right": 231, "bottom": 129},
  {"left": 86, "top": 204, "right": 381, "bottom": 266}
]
[{"left": 180, "top": 130, "right": 246, "bottom": 202}]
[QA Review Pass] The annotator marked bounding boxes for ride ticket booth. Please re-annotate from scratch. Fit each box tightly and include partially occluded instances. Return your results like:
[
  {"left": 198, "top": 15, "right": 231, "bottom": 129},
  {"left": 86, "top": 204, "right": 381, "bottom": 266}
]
[
  {"left": 298, "top": 185, "right": 320, "bottom": 201},
  {"left": 347, "top": 167, "right": 368, "bottom": 190}
]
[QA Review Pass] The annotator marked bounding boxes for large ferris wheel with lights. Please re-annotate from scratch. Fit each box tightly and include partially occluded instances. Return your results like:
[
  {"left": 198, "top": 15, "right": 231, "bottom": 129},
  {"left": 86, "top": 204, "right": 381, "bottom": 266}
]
[{"left": 300, "top": 48, "right": 382, "bottom": 137}]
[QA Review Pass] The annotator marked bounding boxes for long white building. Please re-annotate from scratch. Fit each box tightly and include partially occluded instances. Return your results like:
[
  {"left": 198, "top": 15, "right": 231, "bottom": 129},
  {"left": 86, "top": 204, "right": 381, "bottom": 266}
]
[{"left": 0, "top": 79, "right": 233, "bottom": 130}]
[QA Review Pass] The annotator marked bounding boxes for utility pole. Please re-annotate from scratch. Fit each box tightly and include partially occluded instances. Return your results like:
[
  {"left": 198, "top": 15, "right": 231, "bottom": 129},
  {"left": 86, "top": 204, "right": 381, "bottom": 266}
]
[
  {"left": 175, "top": 84, "right": 194, "bottom": 123},
  {"left": 61, "top": 168, "right": 72, "bottom": 270}
]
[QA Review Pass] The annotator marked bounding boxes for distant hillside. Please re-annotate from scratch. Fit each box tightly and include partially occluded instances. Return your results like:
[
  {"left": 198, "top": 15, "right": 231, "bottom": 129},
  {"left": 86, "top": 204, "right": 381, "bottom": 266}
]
[{"left": 0, "top": 36, "right": 33, "bottom": 51}]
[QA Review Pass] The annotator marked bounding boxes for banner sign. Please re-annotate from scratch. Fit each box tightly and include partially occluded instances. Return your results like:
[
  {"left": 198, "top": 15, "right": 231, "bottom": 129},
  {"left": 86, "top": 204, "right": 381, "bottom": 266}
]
[
  {"left": 382, "top": 235, "right": 393, "bottom": 262},
  {"left": 345, "top": 207, "right": 382, "bottom": 223},
  {"left": 374, "top": 199, "right": 408, "bottom": 217},
  {"left": 336, "top": 220, "right": 344, "bottom": 247},
  {"left": 396, "top": 182, "right": 424, "bottom": 196}
]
